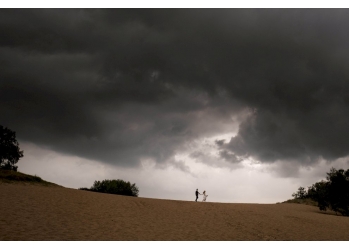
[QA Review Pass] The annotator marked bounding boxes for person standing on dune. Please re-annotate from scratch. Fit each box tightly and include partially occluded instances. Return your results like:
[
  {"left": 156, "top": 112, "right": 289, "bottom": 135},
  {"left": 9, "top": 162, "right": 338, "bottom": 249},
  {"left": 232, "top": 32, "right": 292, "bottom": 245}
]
[
  {"left": 195, "top": 189, "right": 201, "bottom": 202},
  {"left": 202, "top": 190, "right": 208, "bottom": 202}
]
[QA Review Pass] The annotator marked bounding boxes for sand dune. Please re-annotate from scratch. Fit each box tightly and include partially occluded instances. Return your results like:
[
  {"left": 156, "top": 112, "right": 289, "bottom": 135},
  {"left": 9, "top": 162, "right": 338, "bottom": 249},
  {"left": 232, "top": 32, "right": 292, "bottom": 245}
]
[{"left": 1, "top": 183, "right": 349, "bottom": 240}]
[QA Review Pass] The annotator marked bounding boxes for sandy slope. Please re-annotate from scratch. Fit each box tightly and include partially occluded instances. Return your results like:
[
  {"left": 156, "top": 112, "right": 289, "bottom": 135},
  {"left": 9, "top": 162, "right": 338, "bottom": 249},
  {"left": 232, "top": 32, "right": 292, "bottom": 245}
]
[{"left": 1, "top": 183, "right": 349, "bottom": 240}]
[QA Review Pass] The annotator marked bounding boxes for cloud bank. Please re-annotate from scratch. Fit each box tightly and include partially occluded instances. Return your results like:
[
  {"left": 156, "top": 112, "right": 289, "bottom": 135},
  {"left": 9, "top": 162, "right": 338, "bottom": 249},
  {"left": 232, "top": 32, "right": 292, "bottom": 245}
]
[{"left": 2, "top": 9, "right": 349, "bottom": 174}]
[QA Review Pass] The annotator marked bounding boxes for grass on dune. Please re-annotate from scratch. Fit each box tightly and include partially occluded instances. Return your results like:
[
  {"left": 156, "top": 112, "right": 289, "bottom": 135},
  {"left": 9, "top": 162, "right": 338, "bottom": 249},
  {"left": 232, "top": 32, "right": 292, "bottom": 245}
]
[
  {"left": 0, "top": 170, "right": 60, "bottom": 187},
  {"left": 280, "top": 198, "right": 317, "bottom": 206}
]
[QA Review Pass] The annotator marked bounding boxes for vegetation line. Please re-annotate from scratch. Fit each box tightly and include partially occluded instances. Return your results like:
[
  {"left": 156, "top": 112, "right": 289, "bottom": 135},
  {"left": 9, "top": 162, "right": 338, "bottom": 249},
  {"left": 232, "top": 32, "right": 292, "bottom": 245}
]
[
  {"left": 79, "top": 179, "right": 139, "bottom": 197},
  {"left": 287, "top": 167, "right": 349, "bottom": 216},
  {"left": 0, "top": 170, "right": 59, "bottom": 186}
]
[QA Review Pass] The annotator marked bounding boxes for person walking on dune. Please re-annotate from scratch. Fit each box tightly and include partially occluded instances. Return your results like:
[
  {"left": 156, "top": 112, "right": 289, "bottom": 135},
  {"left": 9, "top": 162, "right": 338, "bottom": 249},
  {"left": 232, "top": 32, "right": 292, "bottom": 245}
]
[
  {"left": 202, "top": 190, "right": 208, "bottom": 202},
  {"left": 195, "top": 189, "right": 201, "bottom": 202}
]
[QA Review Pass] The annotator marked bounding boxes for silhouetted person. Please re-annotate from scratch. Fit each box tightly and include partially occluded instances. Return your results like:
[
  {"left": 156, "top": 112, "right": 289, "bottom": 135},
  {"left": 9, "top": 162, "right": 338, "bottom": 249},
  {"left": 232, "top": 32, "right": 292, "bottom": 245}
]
[{"left": 195, "top": 188, "right": 201, "bottom": 202}]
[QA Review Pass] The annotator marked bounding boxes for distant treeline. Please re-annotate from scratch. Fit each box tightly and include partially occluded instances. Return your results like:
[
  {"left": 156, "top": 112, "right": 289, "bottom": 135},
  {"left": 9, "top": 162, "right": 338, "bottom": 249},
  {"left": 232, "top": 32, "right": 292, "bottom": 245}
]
[
  {"left": 79, "top": 179, "right": 139, "bottom": 197},
  {"left": 292, "top": 168, "right": 349, "bottom": 216}
]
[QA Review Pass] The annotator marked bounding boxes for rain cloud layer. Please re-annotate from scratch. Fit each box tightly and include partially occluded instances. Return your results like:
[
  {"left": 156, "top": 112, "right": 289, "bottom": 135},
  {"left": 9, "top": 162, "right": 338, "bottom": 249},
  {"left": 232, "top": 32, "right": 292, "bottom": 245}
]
[{"left": 2, "top": 9, "right": 349, "bottom": 176}]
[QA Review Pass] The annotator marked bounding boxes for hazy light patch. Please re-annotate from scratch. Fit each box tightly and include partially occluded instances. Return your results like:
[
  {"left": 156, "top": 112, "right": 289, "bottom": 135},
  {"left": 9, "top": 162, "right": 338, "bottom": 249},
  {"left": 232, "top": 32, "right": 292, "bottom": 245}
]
[
  {"left": 16, "top": 140, "right": 319, "bottom": 204},
  {"left": 136, "top": 132, "right": 304, "bottom": 203},
  {"left": 17, "top": 141, "right": 110, "bottom": 189}
]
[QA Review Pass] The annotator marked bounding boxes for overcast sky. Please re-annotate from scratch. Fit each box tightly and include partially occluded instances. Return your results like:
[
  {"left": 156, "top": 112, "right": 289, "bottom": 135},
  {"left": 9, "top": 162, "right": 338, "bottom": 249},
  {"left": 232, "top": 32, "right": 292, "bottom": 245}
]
[{"left": 2, "top": 8, "right": 349, "bottom": 203}]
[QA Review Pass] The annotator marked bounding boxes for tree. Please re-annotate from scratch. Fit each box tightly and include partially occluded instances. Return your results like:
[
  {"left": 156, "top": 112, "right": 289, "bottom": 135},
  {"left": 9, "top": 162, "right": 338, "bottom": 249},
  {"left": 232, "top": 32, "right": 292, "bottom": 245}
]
[
  {"left": 82, "top": 179, "right": 139, "bottom": 197},
  {"left": 292, "top": 186, "right": 307, "bottom": 199},
  {"left": 307, "top": 181, "right": 329, "bottom": 211},
  {"left": 326, "top": 168, "right": 349, "bottom": 216},
  {"left": 294, "top": 167, "right": 349, "bottom": 216},
  {"left": 0, "top": 125, "right": 23, "bottom": 171}
]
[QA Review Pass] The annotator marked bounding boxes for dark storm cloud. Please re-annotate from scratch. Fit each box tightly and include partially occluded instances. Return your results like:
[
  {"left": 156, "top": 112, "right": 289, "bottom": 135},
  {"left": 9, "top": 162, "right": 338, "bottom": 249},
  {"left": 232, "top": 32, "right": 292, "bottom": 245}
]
[{"left": 2, "top": 9, "right": 349, "bottom": 170}]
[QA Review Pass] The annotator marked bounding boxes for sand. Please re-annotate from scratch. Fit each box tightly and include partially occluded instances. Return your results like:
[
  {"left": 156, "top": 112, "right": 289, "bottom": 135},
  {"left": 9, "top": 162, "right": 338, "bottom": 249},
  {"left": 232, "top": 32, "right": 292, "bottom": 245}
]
[{"left": 1, "top": 183, "right": 349, "bottom": 240}]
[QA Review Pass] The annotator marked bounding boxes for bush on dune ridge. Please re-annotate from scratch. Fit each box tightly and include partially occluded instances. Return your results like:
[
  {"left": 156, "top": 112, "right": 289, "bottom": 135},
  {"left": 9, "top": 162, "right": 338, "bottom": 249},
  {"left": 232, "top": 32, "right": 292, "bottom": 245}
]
[{"left": 80, "top": 179, "right": 139, "bottom": 197}]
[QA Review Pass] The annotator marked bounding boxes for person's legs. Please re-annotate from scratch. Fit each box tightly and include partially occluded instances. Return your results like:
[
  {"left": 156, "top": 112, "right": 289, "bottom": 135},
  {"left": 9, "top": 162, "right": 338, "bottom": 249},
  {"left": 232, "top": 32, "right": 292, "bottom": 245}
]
[{"left": 195, "top": 195, "right": 198, "bottom": 202}]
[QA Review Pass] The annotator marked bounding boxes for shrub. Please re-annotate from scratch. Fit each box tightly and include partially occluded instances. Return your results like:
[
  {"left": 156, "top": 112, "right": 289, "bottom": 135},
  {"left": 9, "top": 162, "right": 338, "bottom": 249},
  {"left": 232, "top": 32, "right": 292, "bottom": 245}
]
[{"left": 81, "top": 179, "right": 139, "bottom": 197}]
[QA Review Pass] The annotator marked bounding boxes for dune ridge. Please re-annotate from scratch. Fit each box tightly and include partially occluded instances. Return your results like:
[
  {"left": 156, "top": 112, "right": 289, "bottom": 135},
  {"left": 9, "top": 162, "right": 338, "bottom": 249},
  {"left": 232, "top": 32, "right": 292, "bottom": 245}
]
[{"left": 1, "top": 183, "right": 349, "bottom": 240}]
